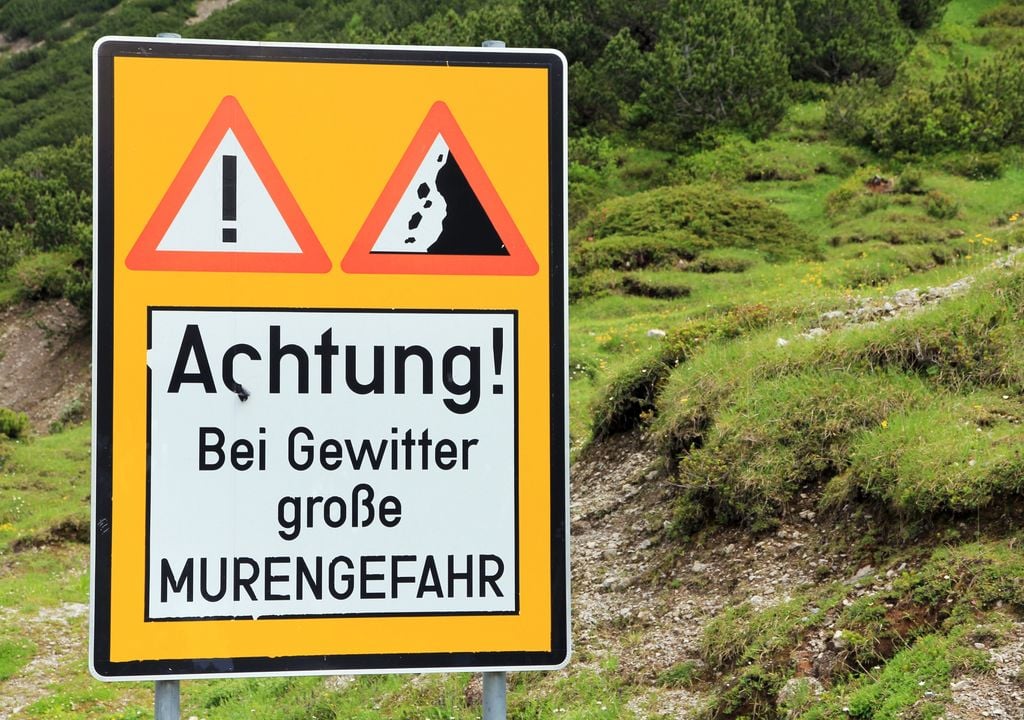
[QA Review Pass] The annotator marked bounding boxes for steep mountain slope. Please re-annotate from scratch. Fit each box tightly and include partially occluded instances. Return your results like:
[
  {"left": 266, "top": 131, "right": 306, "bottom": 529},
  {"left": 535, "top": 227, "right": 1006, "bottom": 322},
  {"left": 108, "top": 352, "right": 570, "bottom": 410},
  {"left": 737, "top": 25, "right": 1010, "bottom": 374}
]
[{"left": 2, "top": 0, "right": 1024, "bottom": 718}]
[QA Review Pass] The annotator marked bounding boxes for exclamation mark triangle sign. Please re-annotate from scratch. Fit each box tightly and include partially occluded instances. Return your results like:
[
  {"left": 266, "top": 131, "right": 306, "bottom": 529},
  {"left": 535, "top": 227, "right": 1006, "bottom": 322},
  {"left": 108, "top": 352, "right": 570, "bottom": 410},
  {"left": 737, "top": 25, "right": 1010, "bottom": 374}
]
[
  {"left": 126, "top": 96, "right": 330, "bottom": 272},
  {"left": 342, "top": 102, "right": 539, "bottom": 275}
]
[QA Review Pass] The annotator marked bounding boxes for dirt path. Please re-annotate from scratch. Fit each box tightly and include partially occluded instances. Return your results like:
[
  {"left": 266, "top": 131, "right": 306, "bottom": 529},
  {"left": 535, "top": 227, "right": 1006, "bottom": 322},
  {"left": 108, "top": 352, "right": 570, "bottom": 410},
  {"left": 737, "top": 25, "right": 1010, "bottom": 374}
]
[{"left": 0, "top": 602, "right": 88, "bottom": 719}]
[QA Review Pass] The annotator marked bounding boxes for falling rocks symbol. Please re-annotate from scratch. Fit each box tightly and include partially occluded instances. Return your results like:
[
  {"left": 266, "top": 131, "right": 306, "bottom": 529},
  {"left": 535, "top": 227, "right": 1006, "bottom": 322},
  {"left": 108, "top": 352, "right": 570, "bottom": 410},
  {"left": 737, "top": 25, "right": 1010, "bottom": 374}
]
[
  {"left": 342, "top": 101, "right": 539, "bottom": 275},
  {"left": 394, "top": 149, "right": 507, "bottom": 256}
]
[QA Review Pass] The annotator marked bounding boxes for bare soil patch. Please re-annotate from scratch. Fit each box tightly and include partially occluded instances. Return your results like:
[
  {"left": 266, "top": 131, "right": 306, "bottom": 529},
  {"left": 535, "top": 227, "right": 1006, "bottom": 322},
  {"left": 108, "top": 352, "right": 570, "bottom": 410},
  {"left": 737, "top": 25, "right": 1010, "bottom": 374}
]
[
  {"left": 569, "top": 430, "right": 1024, "bottom": 717},
  {"left": 186, "top": 0, "right": 238, "bottom": 25},
  {"left": 0, "top": 36, "right": 40, "bottom": 56},
  {"left": 0, "top": 300, "right": 90, "bottom": 433}
]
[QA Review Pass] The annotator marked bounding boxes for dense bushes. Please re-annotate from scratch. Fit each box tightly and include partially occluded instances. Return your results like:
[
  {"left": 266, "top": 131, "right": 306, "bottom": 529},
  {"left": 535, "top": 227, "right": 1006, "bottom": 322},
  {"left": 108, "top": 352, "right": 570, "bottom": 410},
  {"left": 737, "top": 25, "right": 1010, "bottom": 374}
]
[
  {"left": 527, "top": 0, "right": 948, "bottom": 143},
  {"left": 788, "top": 0, "right": 913, "bottom": 84},
  {"left": 828, "top": 47, "right": 1024, "bottom": 154},
  {"left": 0, "top": 0, "right": 119, "bottom": 42},
  {"left": 0, "top": 0, "right": 954, "bottom": 168},
  {"left": 630, "top": 0, "right": 792, "bottom": 147},
  {"left": 0, "top": 137, "right": 91, "bottom": 310}
]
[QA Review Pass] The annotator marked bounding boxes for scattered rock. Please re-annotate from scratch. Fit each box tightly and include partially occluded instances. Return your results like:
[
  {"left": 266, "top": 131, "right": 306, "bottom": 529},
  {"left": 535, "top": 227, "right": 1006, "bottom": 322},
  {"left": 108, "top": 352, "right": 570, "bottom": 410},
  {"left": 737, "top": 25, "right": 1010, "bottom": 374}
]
[
  {"left": 893, "top": 288, "right": 919, "bottom": 306},
  {"left": 464, "top": 674, "right": 483, "bottom": 706},
  {"left": 647, "top": 328, "right": 667, "bottom": 338},
  {"left": 847, "top": 565, "right": 875, "bottom": 584},
  {"left": 777, "top": 337, "right": 790, "bottom": 347},
  {"left": 832, "top": 630, "right": 848, "bottom": 650},
  {"left": 777, "top": 676, "right": 824, "bottom": 714}
]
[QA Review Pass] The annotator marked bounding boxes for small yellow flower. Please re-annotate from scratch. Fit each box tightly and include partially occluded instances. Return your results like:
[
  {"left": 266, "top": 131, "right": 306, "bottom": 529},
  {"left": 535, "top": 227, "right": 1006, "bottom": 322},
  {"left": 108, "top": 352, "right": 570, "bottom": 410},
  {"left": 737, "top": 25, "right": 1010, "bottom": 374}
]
[{"left": 880, "top": 419, "right": 889, "bottom": 429}]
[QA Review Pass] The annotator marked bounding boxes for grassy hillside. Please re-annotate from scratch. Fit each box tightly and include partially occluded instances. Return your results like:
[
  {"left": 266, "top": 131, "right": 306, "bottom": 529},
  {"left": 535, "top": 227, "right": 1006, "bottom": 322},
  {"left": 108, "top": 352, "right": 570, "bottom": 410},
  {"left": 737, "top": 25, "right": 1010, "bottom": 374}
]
[{"left": 2, "top": 0, "right": 1024, "bottom": 718}]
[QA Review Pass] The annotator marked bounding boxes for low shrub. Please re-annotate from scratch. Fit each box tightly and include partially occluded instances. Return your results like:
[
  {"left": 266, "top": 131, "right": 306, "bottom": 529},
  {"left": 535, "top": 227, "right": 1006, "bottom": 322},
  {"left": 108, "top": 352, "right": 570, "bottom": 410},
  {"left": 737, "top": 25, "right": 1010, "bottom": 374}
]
[
  {"left": 894, "top": 166, "right": 925, "bottom": 194},
  {"left": 569, "top": 268, "right": 622, "bottom": 303},
  {"left": 573, "top": 183, "right": 818, "bottom": 261},
  {"left": 0, "top": 407, "right": 29, "bottom": 439},
  {"left": 826, "top": 77, "right": 882, "bottom": 146},
  {"left": 858, "top": 48, "right": 1024, "bottom": 154},
  {"left": 943, "top": 152, "right": 1005, "bottom": 180},
  {"left": 571, "top": 233, "right": 702, "bottom": 276},
  {"left": 619, "top": 274, "right": 692, "bottom": 299},
  {"left": 681, "top": 248, "right": 759, "bottom": 274},
  {"left": 824, "top": 166, "right": 886, "bottom": 217},
  {"left": 924, "top": 190, "right": 960, "bottom": 219},
  {"left": 11, "top": 250, "right": 80, "bottom": 303},
  {"left": 0, "top": 226, "right": 32, "bottom": 276},
  {"left": 978, "top": 4, "right": 1024, "bottom": 27}
]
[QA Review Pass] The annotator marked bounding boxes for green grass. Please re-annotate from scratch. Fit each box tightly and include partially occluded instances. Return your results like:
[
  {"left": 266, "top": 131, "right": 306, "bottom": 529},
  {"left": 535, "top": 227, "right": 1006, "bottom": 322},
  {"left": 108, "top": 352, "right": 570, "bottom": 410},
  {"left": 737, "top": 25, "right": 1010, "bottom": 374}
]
[
  {"left": 0, "top": 635, "right": 34, "bottom": 681},
  {"left": 691, "top": 538, "right": 1021, "bottom": 720},
  {"left": 0, "top": 423, "right": 90, "bottom": 556},
  {"left": 804, "top": 635, "right": 961, "bottom": 720},
  {"left": 0, "top": 414, "right": 630, "bottom": 718},
  {"left": 829, "top": 392, "right": 1024, "bottom": 513},
  {"left": 639, "top": 260, "right": 1024, "bottom": 532},
  {"left": 668, "top": 369, "right": 931, "bottom": 533},
  {"left": 176, "top": 661, "right": 633, "bottom": 720}
]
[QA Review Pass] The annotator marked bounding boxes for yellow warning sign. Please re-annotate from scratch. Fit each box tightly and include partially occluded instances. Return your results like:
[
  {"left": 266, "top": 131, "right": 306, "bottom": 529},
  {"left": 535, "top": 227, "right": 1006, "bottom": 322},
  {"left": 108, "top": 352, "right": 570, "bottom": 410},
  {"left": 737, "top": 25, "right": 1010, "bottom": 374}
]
[{"left": 91, "top": 37, "right": 568, "bottom": 680}]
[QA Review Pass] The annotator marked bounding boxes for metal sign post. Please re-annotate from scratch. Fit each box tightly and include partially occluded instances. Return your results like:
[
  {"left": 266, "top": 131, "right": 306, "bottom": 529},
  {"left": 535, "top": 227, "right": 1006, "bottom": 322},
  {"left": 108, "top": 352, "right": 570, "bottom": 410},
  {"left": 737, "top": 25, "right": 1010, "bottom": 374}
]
[
  {"left": 483, "top": 671, "right": 507, "bottom": 720},
  {"left": 154, "top": 679, "right": 179, "bottom": 720}
]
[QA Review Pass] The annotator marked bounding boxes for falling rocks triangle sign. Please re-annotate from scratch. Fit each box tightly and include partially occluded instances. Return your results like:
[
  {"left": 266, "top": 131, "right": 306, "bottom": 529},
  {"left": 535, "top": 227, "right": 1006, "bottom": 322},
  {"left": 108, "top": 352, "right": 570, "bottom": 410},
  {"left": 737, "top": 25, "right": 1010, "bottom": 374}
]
[
  {"left": 126, "top": 95, "right": 330, "bottom": 273},
  {"left": 342, "top": 101, "right": 539, "bottom": 276}
]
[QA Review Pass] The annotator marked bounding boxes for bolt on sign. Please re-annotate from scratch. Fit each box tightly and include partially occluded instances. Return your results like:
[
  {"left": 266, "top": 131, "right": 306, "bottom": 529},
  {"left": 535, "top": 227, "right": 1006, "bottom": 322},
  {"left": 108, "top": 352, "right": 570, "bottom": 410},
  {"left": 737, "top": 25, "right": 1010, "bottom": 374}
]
[{"left": 91, "top": 37, "right": 568, "bottom": 680}]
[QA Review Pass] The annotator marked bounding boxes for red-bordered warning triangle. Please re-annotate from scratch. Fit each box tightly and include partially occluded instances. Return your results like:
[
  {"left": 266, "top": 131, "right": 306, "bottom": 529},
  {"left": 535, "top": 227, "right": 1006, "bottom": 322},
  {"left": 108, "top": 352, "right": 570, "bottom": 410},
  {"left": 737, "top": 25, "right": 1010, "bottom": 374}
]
[
  {"left": 341, "top": 101, "right": 539, "bottom": 276},
  {"left": 126, "top": 96, "right": 330, "bottom": 273}
]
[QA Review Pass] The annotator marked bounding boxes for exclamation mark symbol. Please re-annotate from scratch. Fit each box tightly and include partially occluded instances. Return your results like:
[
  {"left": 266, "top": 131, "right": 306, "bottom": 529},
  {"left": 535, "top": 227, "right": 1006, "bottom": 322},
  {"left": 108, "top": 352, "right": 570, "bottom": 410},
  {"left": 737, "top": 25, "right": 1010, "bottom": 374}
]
[
  {"left": 492, "top": 327, "right": 504, "bottom": 394},
  {"left": 222, "top": 155, "right": 237, "bottom": 243}
]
